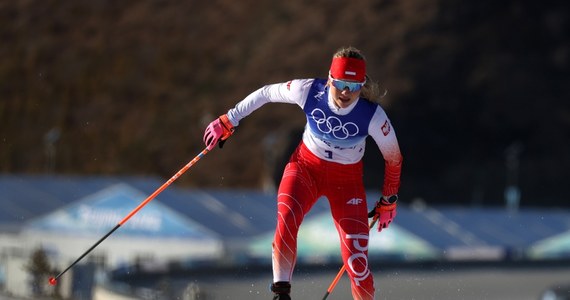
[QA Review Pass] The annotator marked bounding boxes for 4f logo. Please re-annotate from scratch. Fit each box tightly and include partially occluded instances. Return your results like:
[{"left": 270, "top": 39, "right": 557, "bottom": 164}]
[{"left": 346, "top": 198, "right": 363, "bottom": 205}]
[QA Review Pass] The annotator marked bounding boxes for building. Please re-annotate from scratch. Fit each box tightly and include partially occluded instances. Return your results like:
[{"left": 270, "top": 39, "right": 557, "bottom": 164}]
[{"left": 1, "top": 174, "right": 569, "bottom": 299}]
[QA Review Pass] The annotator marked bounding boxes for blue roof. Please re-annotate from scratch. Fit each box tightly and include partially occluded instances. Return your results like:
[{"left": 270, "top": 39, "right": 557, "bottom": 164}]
[
  {"left": 1, "top": 175, "right": 112, "bottom": 224},
  {"left": 396, "top": 206, "right": 570, "bottom": 250}
]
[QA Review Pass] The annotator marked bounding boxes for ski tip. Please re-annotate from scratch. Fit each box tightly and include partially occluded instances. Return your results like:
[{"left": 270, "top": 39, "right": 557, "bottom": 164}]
[{"left": 48, "top": 277, "right": 57, "bottom": 286}]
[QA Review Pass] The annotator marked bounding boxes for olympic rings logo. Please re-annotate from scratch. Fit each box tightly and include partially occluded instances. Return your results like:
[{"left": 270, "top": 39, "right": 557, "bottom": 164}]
[{"left": 311, "top": 108, "right": 359, "bottom": 140}]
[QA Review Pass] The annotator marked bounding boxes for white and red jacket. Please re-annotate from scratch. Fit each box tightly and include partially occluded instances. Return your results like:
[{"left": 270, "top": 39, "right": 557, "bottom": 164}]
[{"left": 227, "top": 78, "right": 402, "bottom": 196}]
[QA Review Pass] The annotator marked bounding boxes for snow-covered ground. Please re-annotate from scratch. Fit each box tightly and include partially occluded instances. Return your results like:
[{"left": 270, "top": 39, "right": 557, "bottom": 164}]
[{"left": 165, "top": 266, "right": 570, "bottom": 300}]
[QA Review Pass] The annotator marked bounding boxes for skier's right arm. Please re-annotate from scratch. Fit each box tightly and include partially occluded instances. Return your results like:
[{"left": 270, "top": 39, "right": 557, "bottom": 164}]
[
  {"left": 227, "top": 79, "right": 312, "bottom": 126},
  {"left": 203, "top": 79, "right": 312, "bottom": 149}
]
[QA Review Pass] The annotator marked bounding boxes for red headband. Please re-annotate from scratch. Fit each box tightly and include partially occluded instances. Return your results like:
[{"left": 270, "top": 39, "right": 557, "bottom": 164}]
[{"left": 329, "top": 57, "right": 366, "bottom": 82}]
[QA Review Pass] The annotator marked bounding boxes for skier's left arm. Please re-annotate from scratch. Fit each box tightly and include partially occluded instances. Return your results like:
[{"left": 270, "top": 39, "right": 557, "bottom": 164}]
[{"left": 368, "top": 106, "right": 403, "bottom": 231}]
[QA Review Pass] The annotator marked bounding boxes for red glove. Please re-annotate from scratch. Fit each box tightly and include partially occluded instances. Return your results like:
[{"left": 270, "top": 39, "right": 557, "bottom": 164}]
[
  {"left": 368, "top": 195, "right": 398, "bottom": 232},
  {"left": 203, "top": 114, "right": 235, "bottom": 150}
]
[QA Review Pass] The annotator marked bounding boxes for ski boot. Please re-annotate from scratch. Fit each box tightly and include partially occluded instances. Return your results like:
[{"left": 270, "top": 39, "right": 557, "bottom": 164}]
[{"left": 271, "top": 281, "right": 291, "bottom": 300}]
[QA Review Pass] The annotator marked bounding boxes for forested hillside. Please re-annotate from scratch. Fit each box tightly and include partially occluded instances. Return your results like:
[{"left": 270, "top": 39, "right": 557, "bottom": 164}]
[{"left": 1, "top": 0, "right": 568, "bottom": 206}]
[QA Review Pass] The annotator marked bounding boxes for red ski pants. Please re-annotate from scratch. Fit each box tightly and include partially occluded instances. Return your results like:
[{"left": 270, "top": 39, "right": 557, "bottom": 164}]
[{"left": 272, "top": 143, "right": 375, "bottom": 300}]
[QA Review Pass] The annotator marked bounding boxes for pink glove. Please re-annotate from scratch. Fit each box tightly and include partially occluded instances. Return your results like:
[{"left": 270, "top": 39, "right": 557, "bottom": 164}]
[
  {"left": 203, "top": 114, "right": 235, "bottom": 150},
  {"left": 368, "top": 195, "right": 398, "bottom": 232}
]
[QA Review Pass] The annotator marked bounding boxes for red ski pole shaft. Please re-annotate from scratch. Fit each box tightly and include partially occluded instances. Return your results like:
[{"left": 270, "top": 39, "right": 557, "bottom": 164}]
[
  {"left": 118, "top": 148, "right": 209, "bottom": 225},
  {"left": 322, "top": 265, "right": 346, "bottom": 300},
  {"left": 48, "top": 148, "right": 210, "bottom": 286}
]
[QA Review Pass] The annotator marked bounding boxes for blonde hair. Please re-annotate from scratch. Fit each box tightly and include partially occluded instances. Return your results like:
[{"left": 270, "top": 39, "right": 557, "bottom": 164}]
[{"left": 332, "top": 46, "right": 385, "bottom": 103}]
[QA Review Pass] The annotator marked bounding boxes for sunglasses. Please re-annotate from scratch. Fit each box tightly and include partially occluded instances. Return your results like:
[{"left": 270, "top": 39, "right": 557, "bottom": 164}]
[{"left": 329, "top": 76, "right": 366, "bottom": 92}]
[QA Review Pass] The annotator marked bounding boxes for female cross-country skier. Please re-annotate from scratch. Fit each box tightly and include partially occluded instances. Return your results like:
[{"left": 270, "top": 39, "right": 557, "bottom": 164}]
[{"left": 203, "top": 46, "right": 403, "bottom": 300}]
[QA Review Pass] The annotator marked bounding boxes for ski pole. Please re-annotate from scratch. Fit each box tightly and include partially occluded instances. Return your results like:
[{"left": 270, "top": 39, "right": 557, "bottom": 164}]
[
  {"left": 48, "top": 147, "right": 210, "bottom": 286},
  {"left": 321, "top": 217, "right": 378, "bottom": 300}
]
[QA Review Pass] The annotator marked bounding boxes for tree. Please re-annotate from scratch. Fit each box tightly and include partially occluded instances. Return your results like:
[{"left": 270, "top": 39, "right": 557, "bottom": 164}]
[{"left": 25, "top": 248, "right": 56, "bottom": 298}]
